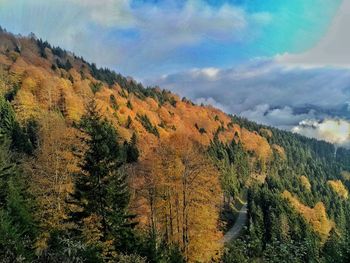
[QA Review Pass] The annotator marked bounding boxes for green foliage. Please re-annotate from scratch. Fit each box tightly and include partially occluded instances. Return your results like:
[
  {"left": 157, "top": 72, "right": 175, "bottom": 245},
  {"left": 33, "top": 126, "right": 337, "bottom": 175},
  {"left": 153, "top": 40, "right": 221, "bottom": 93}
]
[
  {"left": 65, "top": 60, "right": 73, "bottom": 71},
  {"left": 69, "top": 101, "right": 139, "bottom": 255},
  {"left": 124, "top": 133, "right": 139, "bottom": 163},
  {"left": 209, "top": 138, "right": 249, "bottom": 198},
  {"left": 36, "top": 38, "right": 50, "bottom": 58},
  {"left": 199, "top": 127, "right": 206, "bottom": 134},
  {"left": 0, "top": 96, "right": 16, "bottom": 136},
  {"left": 221, "top": 115, "right": 350, "bottom": 262},
  {"left": 90, "top": 82, "right": 103, "bottom": 94},
  {"left": 4, "top": 83, "right": 20, "bottom": 102},
  {"left": 25, "top": 118, "right": 40, "bottom": 149},
  {"left": 110, "top": 94, "right": 119, "bottom": 110},
  {"left": 37, "top": 232, "right": 102, "bottom": 263},
  {"left": 125, "top": 116, "right": 132, "bottom": 129},
  {"left": 0, "top": 96, "right": 35, "bottom": 154},
  {"left": 3, "top": 33, "right": 350, "bottom": 262},
  {"left": 222, "top": 239, "right": 250, "bottom": 263},
  {"left": 0, "top": 139, "right": 37, "bottom": 262},
  {"left": 194, "top": 123, "right": 207, "bottom": 134},
  {"left": 126, "top": 100, "right": 133, "bottom": 110},
  {"left": 136, "top": 233, "right": 184, "bottom": 263},
  {"left": 137, "top": 114, "right": 159, "bottom": 137}
]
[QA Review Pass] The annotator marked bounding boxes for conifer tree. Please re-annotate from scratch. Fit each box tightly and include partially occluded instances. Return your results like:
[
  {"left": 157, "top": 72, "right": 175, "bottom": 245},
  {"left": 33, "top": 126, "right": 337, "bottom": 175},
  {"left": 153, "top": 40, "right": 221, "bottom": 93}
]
[
  {"left": 0, "top": 137, "right": 37, "bottom": 261},
  {"left": 69, "top": 101, "right": 138, "bottom": 255}
]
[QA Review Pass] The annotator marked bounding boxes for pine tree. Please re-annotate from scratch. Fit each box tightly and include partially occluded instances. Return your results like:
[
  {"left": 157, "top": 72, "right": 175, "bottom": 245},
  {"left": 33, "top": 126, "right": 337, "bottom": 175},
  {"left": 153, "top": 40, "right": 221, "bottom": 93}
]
[
  {"left": 69, "top": 101, "right": 138, "bottom": 255},
  {"left": 125, "top": 133, "right": 139, "bottom": 163},
  {"left": 0, "top": 97, "right": 34, "bottom": 154},
  {"left": 0, "top": 138, "right": 37, "bottom": 262}
]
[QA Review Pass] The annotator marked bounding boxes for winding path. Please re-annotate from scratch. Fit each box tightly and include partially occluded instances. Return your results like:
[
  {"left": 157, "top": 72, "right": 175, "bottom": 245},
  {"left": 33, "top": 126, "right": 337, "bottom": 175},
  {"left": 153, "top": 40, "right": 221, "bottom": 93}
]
[{"left": 220, "top": 203, "right": 248, "bottom": 243}]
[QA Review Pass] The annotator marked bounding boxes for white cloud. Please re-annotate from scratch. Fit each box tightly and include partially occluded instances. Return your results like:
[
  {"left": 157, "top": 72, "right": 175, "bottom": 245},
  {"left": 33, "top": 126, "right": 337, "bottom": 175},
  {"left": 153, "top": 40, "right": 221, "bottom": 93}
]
[
  {"left": 240, "top": 104, "right": 316, "bottom": 130},
  {"left": 292, "top": 119, "right": 350, "bottom": 147},
  {"left": 194, "top": 97, "right": 229, "bottom": 112},
  {"left": 148, "top": 59, "right": 350, "bottom": 132},
  {"left": 0, "top": 0, "right": 270, "bottom": 76},
  {"left": 152, "top": 60, "right": 350, "bottom": 112},
  {"left": 277, "top": 0, "right": 350, "bottom": 67},
  {"left": 71, "top": 0, "right": 136, "bottom": 28},
  {"left": 189, "top": 68, "right": 221, "bottom": 79}
]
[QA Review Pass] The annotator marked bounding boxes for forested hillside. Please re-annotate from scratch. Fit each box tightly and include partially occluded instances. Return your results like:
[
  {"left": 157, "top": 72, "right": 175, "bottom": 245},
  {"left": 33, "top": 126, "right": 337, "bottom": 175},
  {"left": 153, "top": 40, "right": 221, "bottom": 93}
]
[{"left": 1, "top": 28, "right": 350, "bottom": 263}]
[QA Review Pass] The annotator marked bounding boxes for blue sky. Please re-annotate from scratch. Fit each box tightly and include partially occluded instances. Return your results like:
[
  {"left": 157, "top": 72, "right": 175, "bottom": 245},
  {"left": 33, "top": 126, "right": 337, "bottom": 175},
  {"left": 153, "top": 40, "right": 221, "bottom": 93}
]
[
  {"left": 1, "top": 0, "right": 350, "bottom": 145},
  {"left": 0, "top": 0, "right": 342, "bottom": 76}
]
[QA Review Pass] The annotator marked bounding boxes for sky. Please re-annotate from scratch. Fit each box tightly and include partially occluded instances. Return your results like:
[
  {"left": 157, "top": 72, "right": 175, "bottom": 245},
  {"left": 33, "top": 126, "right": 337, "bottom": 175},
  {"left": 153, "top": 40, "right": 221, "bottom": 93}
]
[{"left": 1, "top": 0, "right": 350, "bottom": 146}]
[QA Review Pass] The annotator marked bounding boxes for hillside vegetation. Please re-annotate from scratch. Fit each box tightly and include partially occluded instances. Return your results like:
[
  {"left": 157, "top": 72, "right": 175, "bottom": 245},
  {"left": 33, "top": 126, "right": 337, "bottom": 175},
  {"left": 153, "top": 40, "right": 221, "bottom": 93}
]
[{"left": 1, "top": 28, "right": 350, "bottom": 262}]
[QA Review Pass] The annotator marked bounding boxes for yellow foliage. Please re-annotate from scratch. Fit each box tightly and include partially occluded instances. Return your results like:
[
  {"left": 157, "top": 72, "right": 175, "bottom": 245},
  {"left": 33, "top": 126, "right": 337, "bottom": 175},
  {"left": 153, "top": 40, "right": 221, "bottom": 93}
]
[
  {"left": 341, "top": 171, "right": 350, "bottom": 181},
  {"left": 272, "top": 144, "right": 286, "bottom": 160},
  {"left": 28, "top": 113, "right": 80, "bottom": 239},
  {"left": 13, "top": 89, "right": 42, "bottom": 122},
  {"left": 2, "top": 43, "right": 276, "bottom": 162},
  {"left": 0, "top": 32, "right": 297, "bottom": 261},
  {"left": 22, "top": 76, "right": 37, "bottom": 92},
  {"left": 10, "top": 57, "right": 28, "bottom": 75},
  {"left": 327, "top": 180, "right": 348, "bottom": 199},
  {"left": 34, "top": 232, "right": 50, "bottom": 256},
  {"left": 260, "top": 128, "right": 273, "bottom": 138},
  {"left": 0, "top": 54, "right": 12, "bottom": 66},
  {"left": 132, "top": 135, "right": 223, "bottom": 262},
  {"left": 82, "top": 214, "right": 104, "bottom": 245},
  {"left": 282, "top": 190, "right": 334, "bottom": 241},
  {"left": 300, "top": 176, "right": 311, "bottom": 191}
]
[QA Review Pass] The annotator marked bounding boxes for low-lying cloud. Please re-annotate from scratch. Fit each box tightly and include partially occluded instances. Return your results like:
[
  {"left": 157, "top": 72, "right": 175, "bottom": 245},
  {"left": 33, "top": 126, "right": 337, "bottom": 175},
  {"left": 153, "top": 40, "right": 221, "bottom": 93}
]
[
  {"left": 292, "top": 119, "right": 350, "bottom": 147},
  {"left": 148, "top": 60, "right": 350, "bottom": 147}
]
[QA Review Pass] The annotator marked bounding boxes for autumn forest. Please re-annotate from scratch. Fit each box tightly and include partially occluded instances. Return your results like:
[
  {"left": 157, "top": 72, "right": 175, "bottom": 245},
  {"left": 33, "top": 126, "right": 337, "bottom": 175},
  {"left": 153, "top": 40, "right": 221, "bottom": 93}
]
[{"left": 1, "top": 28, "right": 350, "bottom": 263}]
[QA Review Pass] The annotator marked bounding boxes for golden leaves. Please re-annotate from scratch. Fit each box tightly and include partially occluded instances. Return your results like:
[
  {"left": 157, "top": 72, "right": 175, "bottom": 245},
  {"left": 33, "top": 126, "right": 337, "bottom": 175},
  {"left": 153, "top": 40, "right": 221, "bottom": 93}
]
[
  {"left": 300, "top": 176, "right": 311, "bottom": 191},
  {"left": 327, "top": 180, "right": 348, "bottom": 199},
  {"left": 282, "top": 190, "right": 334, "bottom": 241},
  {"left": 132, "top": 135, "right": 223, "bottom": 262}
]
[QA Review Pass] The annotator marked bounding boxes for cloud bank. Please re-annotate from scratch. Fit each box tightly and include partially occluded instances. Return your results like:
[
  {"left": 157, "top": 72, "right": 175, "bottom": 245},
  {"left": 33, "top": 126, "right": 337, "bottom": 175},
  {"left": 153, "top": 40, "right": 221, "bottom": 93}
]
[
  {"left": 292, "top": 119, "right": 350, "bottom": 148},
  {"left": 148, "top": 60, "right": 350, "bottom": 146}
]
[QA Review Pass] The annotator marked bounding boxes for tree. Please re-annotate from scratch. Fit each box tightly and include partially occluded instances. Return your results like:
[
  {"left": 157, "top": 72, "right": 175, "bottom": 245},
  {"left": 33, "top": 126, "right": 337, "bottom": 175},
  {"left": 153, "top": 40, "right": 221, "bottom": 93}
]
[
  {"left": 322, "top": 228, "right": 344, "bottom": 262},
  {"left": 125, "top": 133, "right": 139, "bottom": 163},
  {"left": 0, "top": 96, "right": 34, "bottom": 154},
  {"left": 27, "top": 113, "right": 80, "bottom": 254},
  {"left": 0, "top": 138, "right": 37, "bottom": 262},
  {"left": 65, "top": 60, "right": 73, "bottom": 71},
  {"left": 69, "top": 101, "right": 138, "bottom": 260},
  {"left": 134, "top": 134, "right": 222, "bottom": 262}
]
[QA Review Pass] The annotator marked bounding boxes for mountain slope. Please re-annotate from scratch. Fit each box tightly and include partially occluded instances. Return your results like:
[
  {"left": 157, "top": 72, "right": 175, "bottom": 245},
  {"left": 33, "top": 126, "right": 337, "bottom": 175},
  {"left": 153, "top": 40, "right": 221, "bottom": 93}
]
[
  {"left": 1, "top": 28, "right": 350, "bottom": 262},
  {"left": 0, "top": 29, "right": 273, "bottom": 162}
]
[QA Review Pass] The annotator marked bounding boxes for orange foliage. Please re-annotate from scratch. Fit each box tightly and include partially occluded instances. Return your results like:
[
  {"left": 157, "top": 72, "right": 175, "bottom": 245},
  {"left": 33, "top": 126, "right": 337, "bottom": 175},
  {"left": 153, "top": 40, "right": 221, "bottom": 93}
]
[
  {"left": 282, "top": 190, "right": 334, "bottom": 241},
  {"left": 240, "top": 128, "right": 272, "bottom": 161},
  {"left": 0, "top": 39, "right": 277, "bottom": 163}
]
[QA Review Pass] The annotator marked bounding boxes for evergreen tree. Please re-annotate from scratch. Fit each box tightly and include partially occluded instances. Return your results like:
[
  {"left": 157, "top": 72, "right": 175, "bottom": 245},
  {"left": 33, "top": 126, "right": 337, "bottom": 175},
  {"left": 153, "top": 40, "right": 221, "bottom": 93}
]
[
  {"left": 125, "top": 133, "right": 139, "bottom": 163},
  {"left": 0, "top": 138, "right": 37, "bottom": 262},
  {"left": 0, "top": 97, "right": 34, "bottom": 154},
  {"left": 69, "top": 101, "right": 138, "bottom": 255}
]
